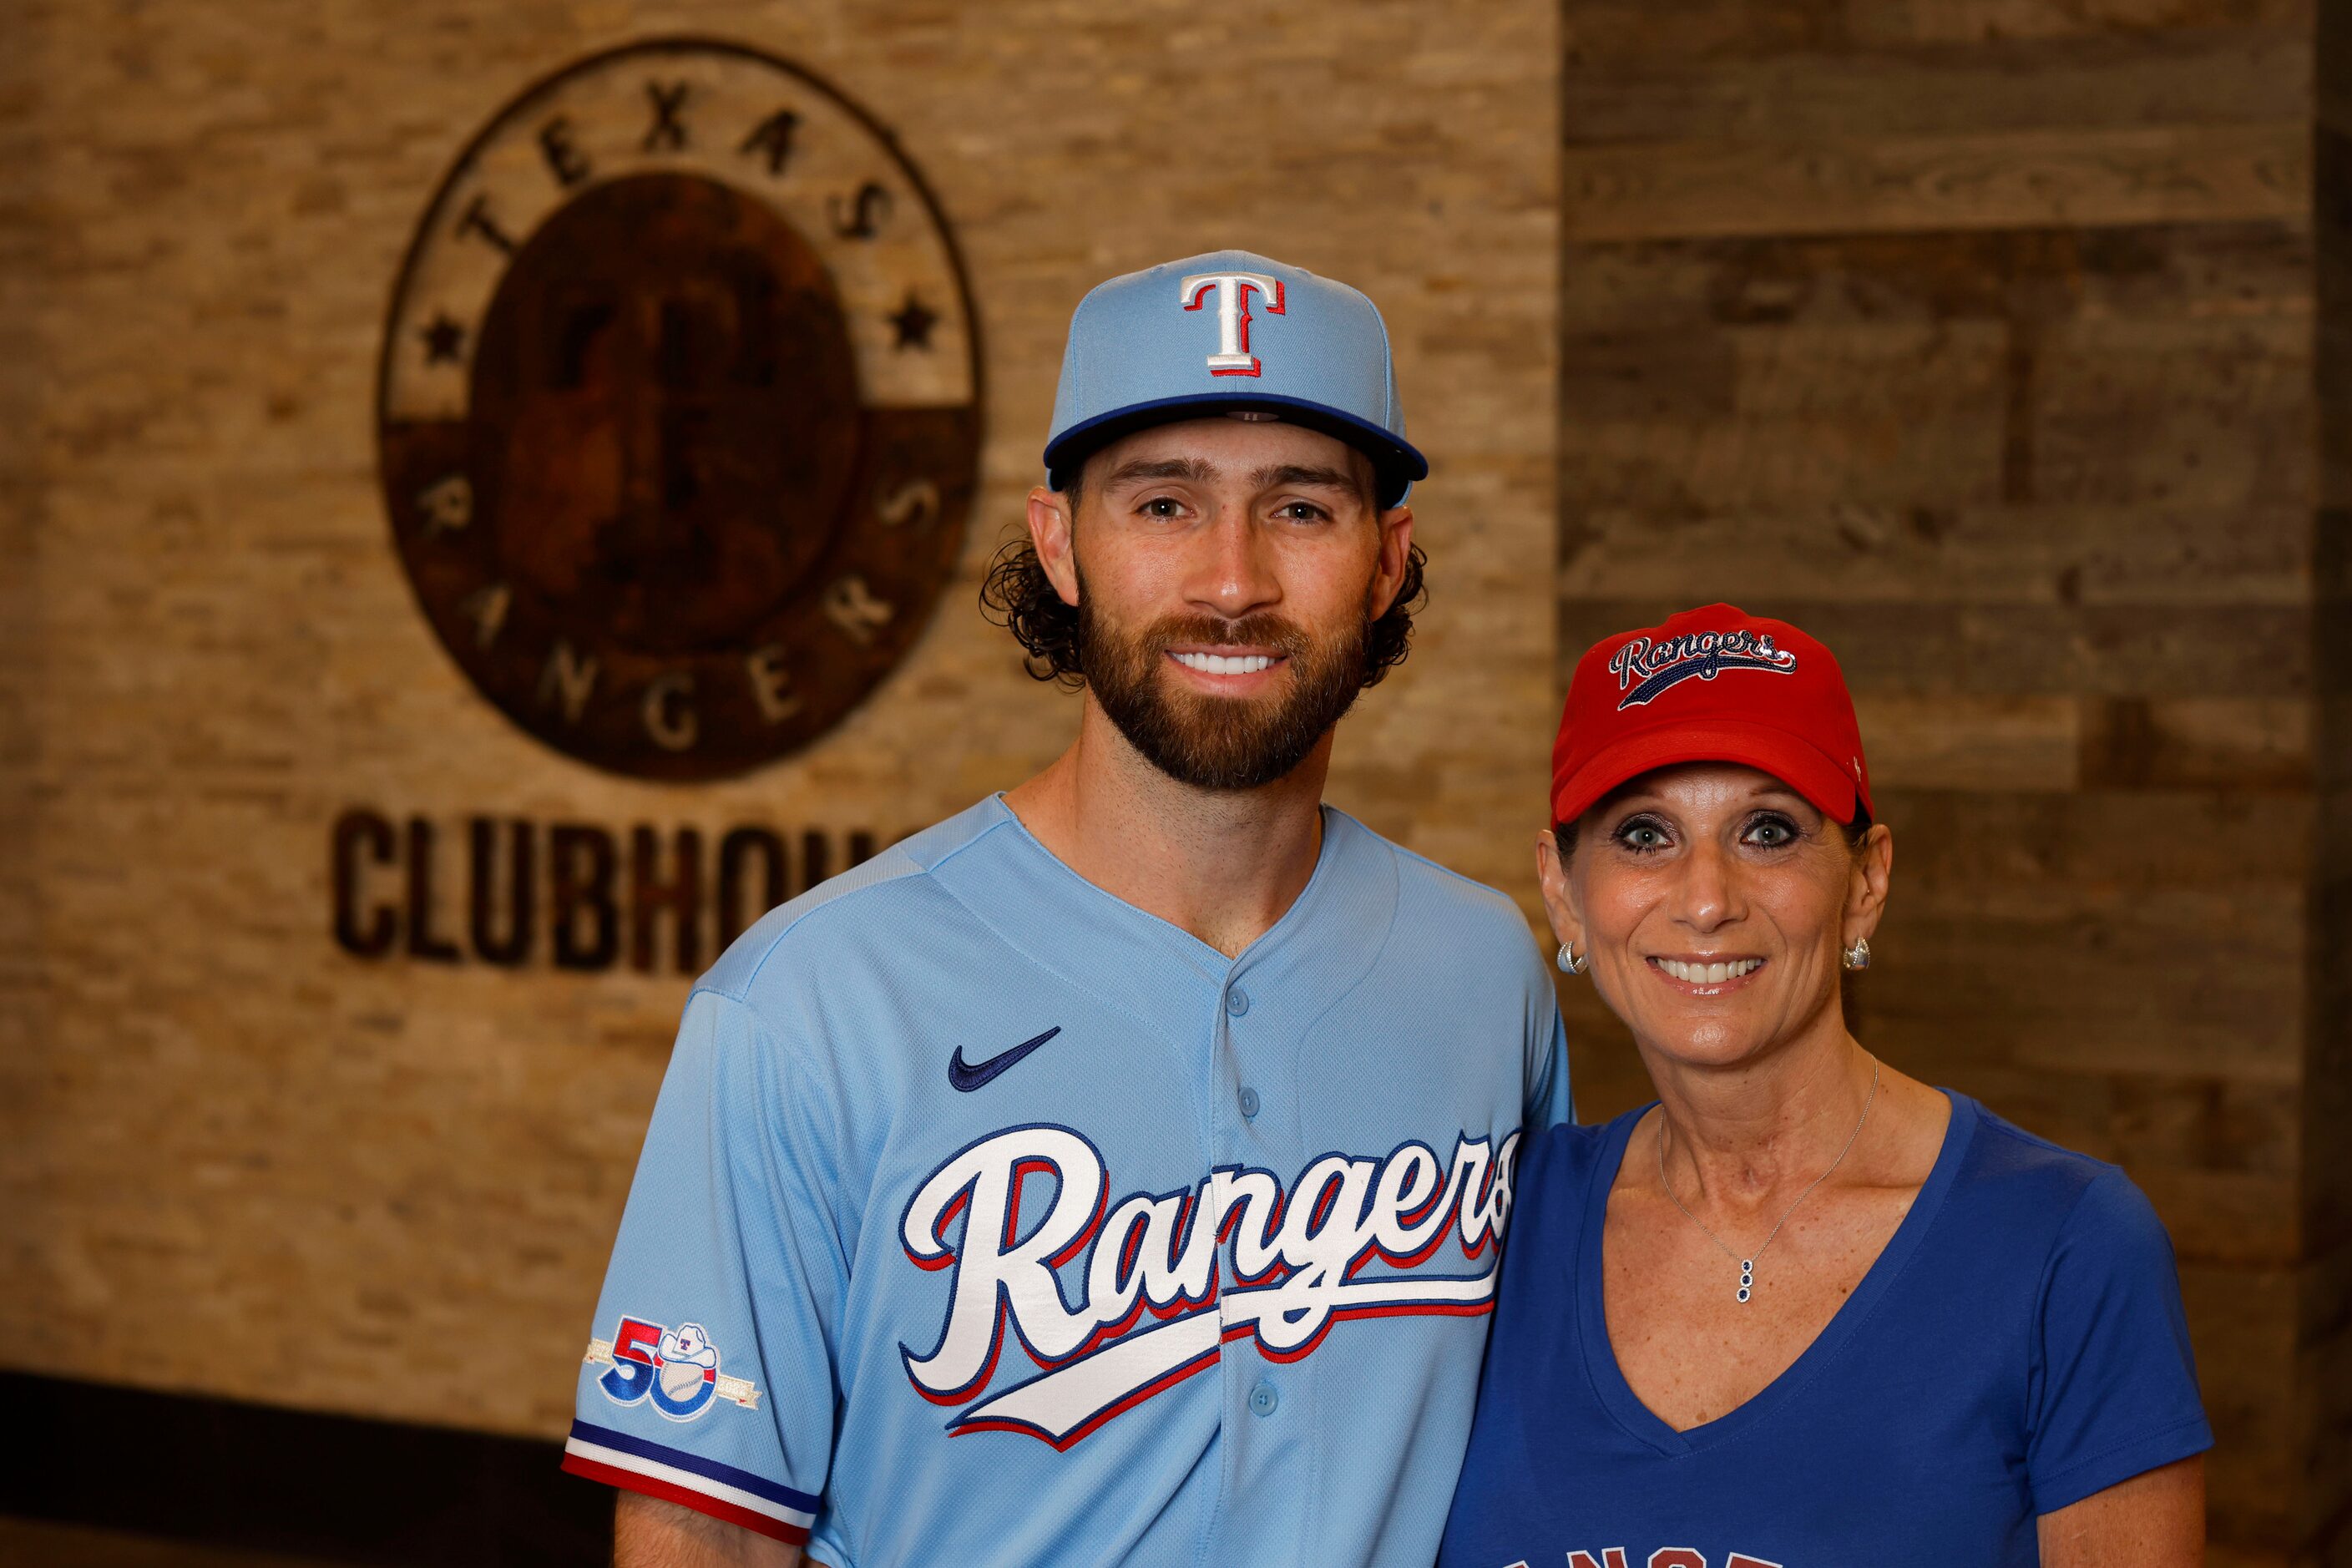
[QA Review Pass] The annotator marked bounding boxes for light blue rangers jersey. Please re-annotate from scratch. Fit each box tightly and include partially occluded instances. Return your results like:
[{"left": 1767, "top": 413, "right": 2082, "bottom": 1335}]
[{"left": 564, "top": 794, "right": 1570, "bottom": 1566}]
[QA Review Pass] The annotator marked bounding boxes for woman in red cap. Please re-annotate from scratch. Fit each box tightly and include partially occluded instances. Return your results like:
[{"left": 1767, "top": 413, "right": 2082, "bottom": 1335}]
[{"left": 1439, "top": 606, "right": 2208, "bottom": 1567}]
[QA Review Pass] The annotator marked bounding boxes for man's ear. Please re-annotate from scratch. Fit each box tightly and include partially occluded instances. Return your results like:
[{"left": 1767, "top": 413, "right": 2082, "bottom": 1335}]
[
  {"left": 1026, "top": 486, "right": 1081, "bottom": 609},
  {"left": 1368, "top": 504, "right": 1414, "bottom": 620}
]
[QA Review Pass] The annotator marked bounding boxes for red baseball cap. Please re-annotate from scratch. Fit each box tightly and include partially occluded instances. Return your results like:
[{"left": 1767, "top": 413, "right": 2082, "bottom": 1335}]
[{"left": 1550, "top": 604, "right": 1873, "bottom": 828}]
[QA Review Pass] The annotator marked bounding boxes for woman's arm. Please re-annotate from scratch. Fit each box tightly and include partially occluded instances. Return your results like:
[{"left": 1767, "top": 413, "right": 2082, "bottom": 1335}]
[{"left": 2036, "top": 1455, "right": 2203, "bottom": 1568}]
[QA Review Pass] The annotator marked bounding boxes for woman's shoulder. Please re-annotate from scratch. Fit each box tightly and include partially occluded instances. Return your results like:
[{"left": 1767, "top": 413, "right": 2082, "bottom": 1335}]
[
  {"left": 1945, "top": 1094, "right": 2172, "bottom": 1257},
  {"left": 1500, "top": 1111, "right": 1636, "bottom": 1261},
  {"left": 1517, "top": 1104, "right": 1646, "bottom": 1191},
  {"left": 1940, "top": 1097, "right": 2208, "bottom": 1502}
]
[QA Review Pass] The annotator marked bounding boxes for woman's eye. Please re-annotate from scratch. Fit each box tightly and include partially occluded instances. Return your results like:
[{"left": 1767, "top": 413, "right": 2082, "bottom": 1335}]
[
  {"left": 1616, "top": 822, "right": 1670, "bottom": 852},
  {"left": 1744, "top": 817, "right": 1797, "bottom": 847}
]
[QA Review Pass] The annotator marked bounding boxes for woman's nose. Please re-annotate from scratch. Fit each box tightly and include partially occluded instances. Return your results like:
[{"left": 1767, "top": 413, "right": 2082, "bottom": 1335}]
[{"left": 1671, "top": 838, "right": 1737, "bottom": 931}]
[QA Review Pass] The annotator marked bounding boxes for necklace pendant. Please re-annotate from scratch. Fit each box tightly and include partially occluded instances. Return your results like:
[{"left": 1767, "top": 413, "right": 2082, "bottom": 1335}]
[{"left": 1657, "top": 1055, "right": 1879, "bottom": 1317}]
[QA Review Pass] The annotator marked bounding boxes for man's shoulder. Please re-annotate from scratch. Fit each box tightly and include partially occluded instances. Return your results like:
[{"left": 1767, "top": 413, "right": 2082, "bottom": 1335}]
[
  {"left": 695, "top": 797, "right": 1014, "bottom": 1008},
  {"left": 1332, "top": 809, "right": 1547, "bottom": 974}
]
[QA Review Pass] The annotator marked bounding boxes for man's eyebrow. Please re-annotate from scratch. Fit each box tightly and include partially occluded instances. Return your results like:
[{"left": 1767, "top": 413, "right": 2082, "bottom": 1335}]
[
  {"left": 1101, "top": 457, "right": 1216, "bottom": 488},
  {"left": 1253, "top": 463, "right": 1363, "bottom": 493}
]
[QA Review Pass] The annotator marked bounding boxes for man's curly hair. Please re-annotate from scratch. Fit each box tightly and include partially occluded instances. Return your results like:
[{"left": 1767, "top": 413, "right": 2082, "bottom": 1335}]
[{"left": 979, "top": 520, "right": 1429, "bottom": 690}]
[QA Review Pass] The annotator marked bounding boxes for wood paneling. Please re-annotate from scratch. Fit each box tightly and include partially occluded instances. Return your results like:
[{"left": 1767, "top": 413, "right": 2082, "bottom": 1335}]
[
  {"left": 0, "top": 3, "right": 47, "bottom": 1320},
  {"left": 2310, "top": 16, "right": 2352, "bottom": 1560},
  {"left": 1560, "top": 0, "right": 2326, "bottom": 1552},
  {"left": 1564, "top": 124, "right": 2306, "bottom": 241},
  {"left": 1562, "top": 0, "right": 2310, "bottom": 60},
  {"left": 1565, "top": 32, "right": 2307, "bottom": 145}
]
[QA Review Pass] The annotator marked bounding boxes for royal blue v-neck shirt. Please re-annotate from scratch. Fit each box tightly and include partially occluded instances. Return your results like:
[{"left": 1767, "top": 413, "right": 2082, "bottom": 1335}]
[{"left": 1439, "top": 1093, "right": 2211, "bottom": 1568}]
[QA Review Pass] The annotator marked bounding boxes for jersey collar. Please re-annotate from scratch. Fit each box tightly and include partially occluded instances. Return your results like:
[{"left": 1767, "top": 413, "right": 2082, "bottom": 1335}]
[{"left": 918, "top": 794, "right": 1398, "bottom": 1050}]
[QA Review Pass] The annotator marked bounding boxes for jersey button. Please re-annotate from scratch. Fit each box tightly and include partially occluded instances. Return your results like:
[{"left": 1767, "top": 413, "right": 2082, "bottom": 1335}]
[
  {"left": 1248, "top": 1380, "right": 1278, "bottom": 1418},
  {"left": 1225, "top": 986, "right": 1250, "bottom": 1017},
  {"left": 1238, "top": 1085, "right": 1261, "bottom": 1120}
]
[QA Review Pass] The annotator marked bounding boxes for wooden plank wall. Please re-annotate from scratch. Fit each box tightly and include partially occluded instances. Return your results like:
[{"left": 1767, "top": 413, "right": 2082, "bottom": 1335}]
[
  {"left": 1553, "top": 3, "right": 2327, "bottom": 1560},
  {"left": 2312, "top": 8, "right": 2352, "bottom": 1560},
  {"left": 0, "top": 2, "right": 44, "bottom": 1271}
]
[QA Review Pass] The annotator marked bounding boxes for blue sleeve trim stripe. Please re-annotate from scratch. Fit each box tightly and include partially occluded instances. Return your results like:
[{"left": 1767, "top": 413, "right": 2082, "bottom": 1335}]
[{"left": 566, "top": 1419, "right": 820, "bottom": 1513}]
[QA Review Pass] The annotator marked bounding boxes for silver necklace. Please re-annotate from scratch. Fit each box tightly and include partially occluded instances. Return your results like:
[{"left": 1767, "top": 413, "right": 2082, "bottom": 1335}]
[{"left": 1656, "top": 1055, "right": 1879, "bottom": 1304}]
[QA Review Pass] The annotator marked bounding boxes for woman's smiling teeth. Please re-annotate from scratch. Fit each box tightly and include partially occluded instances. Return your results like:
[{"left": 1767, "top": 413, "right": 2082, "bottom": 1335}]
[
  {"left": 1654, "top": 957, "right": 1763, "bottom": 984},
  {"left": 1172, "top": 651, "right": 1275, "bottom": 675}
]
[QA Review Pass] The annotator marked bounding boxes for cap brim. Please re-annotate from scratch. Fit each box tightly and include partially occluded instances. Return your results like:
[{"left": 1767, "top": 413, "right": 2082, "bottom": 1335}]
[
  {"left": 1550, "top": 717, "right": 1863, "bottom": 828},
  {"left": 1043, "top": 392, "right": 1428, "bottom": 508}
]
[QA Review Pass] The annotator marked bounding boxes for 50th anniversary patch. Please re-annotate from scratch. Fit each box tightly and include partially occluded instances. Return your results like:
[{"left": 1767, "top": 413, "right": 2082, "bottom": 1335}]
[{"left": 377, "top": 39, "right": 982, "bottom": 780}]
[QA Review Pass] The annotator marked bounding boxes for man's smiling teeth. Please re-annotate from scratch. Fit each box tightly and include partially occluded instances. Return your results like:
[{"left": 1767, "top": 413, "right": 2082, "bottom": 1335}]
[
  {"left": 1657, "top": 958, "right": 1763, "bottom": 984},
  {"left": 1172, "top": 652, "right": 1274, "bottom": 675}
]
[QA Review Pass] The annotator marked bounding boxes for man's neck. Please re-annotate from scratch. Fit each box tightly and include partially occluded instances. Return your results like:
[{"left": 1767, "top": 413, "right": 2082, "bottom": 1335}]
[{"left": 1002, "top": 698, "right": 1331, "bottom": 959}]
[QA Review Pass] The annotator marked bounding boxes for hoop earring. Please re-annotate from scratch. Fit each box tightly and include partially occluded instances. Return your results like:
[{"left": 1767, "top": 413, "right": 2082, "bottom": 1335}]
[
  {"left": 1556, "top": 940, "right": 1587, "bottom": 976},
  {"left": 1842, "top": 937, "right": 1872, "bottom": 971}
]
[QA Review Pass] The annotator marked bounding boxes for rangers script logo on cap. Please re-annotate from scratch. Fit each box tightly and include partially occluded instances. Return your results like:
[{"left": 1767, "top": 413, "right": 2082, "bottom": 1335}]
[{"left": 1609, "top": 628, "right": 1800, "bottom": 711}]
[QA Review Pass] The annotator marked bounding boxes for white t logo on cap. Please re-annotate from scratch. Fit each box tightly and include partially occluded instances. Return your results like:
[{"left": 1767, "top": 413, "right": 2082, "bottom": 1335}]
[{"left": 1179, "top": 271, "right": 1285, "bottom": 377}]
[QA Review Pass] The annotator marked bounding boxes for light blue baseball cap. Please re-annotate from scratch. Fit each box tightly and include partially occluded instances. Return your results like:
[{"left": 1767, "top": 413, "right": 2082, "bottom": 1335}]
[{"left": 1043, "top": 250, "right": 1428, "bottom": 507}]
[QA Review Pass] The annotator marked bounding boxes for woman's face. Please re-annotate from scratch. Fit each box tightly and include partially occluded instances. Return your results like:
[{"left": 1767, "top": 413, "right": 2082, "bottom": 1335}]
[{"left": 1537, "top": 762, "right": 1892, "bottom": 1072}]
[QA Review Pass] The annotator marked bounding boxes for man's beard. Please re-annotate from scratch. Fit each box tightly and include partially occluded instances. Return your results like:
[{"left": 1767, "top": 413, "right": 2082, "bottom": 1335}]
[{"left": 1078, "top": 589, "right": 1373, "bottom": 792}]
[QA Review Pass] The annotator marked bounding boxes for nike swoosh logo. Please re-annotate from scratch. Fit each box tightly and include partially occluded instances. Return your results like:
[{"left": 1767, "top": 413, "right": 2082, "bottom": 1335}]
[{"left": 949, "top": 1027, "right": 1062, "bottom": 1093}]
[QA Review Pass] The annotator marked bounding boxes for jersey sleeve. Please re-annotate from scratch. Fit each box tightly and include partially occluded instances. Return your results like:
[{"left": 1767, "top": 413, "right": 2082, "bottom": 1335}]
[
  {"left": 561, "top": 989, "right": 845, "bottom": 1546},
  {"left": 1525, "top": 1002, "right": 1573, "bottom": 1131},
  {"left": 2024, "top": 1166, "right": 2213, "bottom": 1515}
]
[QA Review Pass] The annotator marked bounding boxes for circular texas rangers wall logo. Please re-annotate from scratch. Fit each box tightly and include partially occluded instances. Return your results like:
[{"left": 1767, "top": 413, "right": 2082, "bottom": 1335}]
[{"left": 377, "top": 39, "right": 980, "bottom": 780}]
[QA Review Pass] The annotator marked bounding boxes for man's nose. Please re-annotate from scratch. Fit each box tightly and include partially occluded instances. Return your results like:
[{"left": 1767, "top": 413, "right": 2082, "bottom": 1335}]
[{"left": 1186, "top": 509, "right": 1281, "bottom": 622}]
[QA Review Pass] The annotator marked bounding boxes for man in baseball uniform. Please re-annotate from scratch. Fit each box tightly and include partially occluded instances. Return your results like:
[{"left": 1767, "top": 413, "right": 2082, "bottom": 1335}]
[{"left": 564, "top": 250, "right": 1571, "bottom": 1566}]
